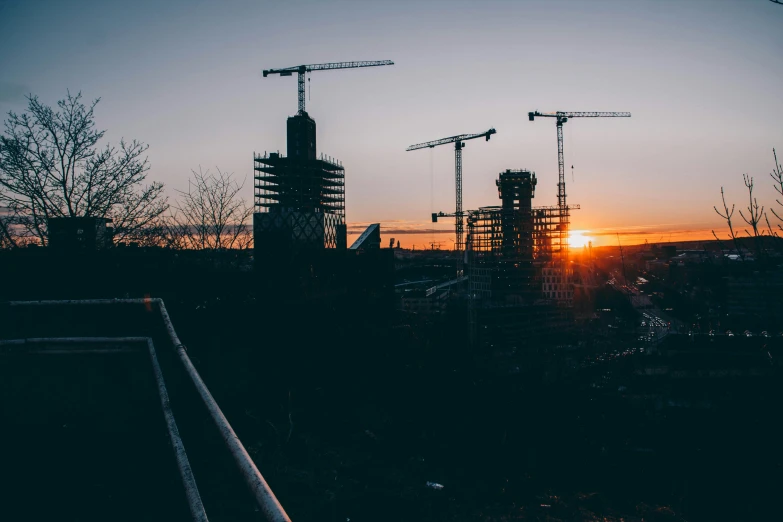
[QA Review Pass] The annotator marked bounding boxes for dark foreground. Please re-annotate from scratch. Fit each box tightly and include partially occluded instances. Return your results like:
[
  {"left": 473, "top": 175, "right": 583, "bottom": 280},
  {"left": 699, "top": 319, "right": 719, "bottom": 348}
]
[{"left": 1, "top": 252, "right": 781, "bottom": 521}]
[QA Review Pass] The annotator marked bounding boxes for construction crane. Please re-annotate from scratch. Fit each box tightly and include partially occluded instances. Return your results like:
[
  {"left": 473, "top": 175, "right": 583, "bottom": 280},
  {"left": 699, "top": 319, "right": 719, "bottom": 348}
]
[
  {"left": 407, "top": 128, "right": 497, "bottom": 277},
  {"left": 529, "top": 111, "right": 630, "bottom": 303},
  {"left": 262, "top": 60, "right": 394, "bottom": 115},
  {"left": 528, "top": 111, "right": 631, "bottom": 212}
]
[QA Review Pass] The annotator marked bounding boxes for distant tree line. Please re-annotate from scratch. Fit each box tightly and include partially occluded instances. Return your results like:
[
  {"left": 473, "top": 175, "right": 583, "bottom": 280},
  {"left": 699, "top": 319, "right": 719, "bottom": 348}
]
[{"left": 0, "top": 91, "right": 252, "bottom": 251}]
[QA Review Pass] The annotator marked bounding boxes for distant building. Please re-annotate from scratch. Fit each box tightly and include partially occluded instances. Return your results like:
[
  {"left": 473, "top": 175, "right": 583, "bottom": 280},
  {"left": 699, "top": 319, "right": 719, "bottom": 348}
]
[
  {"left": 47, "top": 217, "right": 113, "bottom": 250},
  {"left": 541, "top": 265, "right": 573, "bottom": 301},
  {"left": 400, "top": 288, "right": 445, "bottom": 315},
  {"left": 398, "top": 277, "right": 463, "bottom": 315},
  {"left": 661, "top": 245, "right": 677, "bottom": 258},
  {"left": 350, "top": 223, "right": 381, "bottom": 251},
  {"left": 645, "top": 259, "right": 670, "bottom": 278},
  {"left": 724, "top": 269, "right": 783, "bottom": 324}
]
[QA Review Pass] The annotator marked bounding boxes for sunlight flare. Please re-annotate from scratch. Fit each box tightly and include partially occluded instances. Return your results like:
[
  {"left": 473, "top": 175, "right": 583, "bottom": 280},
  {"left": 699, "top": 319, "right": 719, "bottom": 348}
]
[{"left": 568, "top": 230, "right": 593, "bottom": 248}]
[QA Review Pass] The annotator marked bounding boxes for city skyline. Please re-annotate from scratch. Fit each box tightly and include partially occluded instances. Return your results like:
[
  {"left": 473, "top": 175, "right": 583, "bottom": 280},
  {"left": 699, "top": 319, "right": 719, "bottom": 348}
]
[
  {"left": 2, "top": 3, "right": 782, "bottom": 519},
  {"left": 1, "top": 0, "right": 781, "bottom": 248}
]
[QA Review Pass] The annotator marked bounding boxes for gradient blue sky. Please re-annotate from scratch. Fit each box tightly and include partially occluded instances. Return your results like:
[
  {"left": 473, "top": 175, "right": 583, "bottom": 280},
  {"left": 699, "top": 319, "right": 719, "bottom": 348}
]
[{"left": 1, "top": 0, "right": 781, "bottom": 246}]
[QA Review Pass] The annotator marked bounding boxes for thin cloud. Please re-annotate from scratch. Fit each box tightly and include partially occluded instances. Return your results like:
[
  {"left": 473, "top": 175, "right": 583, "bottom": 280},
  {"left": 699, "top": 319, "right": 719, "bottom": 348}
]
[
  {"left": 374, "top": 228, "right": 453, "bottom": 235},
  {"left": 347, "top": 220, "right": 452, "bottom": 235}
]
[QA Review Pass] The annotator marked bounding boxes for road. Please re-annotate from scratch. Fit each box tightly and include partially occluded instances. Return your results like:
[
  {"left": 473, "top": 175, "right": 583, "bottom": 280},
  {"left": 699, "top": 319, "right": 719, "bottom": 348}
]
[{"left": 606, "top": 270, "right": 684, "bottom": 350}]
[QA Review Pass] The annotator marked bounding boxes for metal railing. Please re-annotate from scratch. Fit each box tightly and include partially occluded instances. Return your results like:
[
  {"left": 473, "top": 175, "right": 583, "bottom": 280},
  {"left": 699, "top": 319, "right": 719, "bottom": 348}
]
[
  {"left": 6, "top": 298, "right": 292, "bottom": 522},
  {"left": 0, "top": 335, "right": 209, "bottom": 522}
]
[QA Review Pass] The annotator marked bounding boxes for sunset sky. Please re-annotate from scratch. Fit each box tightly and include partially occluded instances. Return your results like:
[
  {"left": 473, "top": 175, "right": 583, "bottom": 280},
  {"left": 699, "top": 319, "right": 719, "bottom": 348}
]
[{"left": 1, "top": 0, "right": 782, "bottom": 248}]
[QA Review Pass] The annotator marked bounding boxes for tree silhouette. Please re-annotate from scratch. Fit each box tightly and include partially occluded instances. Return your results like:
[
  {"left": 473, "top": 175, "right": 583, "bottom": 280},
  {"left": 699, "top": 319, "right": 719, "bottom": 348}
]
[
  {"left": 0, "top": 92, "right": 168, "bottom": 246},
  {"left": 167, "top": 167, "right": 253, "bottom": 251},
  {"left": 713, "top": 186, "right": 744, "bottom": 259},
  {"left": 713, "top": 148, "right": 782, "bottom": 259},
  {"left": 770, "top": 148, "right": 783, "bottom": 235},
  {"left": 0, "top": 206, "right": 16, "bottom": 248}
]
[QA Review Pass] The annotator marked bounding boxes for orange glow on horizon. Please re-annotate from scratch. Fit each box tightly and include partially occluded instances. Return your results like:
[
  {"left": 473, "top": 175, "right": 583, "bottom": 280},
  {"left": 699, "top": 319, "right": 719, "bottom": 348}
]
[
  {"left": 346, "top": 221, "right": 729, "bottom": 250},
  {"left": 568, "top": 230, "right": 594, "bottom": 248}
]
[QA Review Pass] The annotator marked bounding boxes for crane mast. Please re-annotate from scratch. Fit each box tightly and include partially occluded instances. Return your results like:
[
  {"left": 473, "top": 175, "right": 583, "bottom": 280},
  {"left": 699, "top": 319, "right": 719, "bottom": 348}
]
[
  {"left": 529, "top": 110, "right": 630, "bottom": 304},
  {"left": 528, "top": 111, "right": 631, "bottom": 212},
  {"left": 263, "top": 60, "right": 394, "bottom": 115},
  {"left": 407, "top": 128, "right": 497, "bottom": 277}
]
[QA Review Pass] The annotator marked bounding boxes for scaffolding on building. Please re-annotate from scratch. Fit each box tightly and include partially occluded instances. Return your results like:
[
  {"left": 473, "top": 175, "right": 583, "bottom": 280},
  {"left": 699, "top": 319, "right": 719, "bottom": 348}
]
[
  {"left": 254, "top": 151, "right": 345, "bottom": 216},
  {"left": 465, "top": 169, "right": 579, "bottom": 348},
  {"left": 253, "top": 151, "right": 346, "bottom": 249},
  {"left": 467, "top": 204, "right": 579, "bottom": 304}
]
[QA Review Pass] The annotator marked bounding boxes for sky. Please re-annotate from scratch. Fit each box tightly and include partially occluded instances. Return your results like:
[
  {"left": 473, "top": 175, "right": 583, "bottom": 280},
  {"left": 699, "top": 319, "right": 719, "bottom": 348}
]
[{"left": 1, "top": 0, "right": 782, "bottom": 248}]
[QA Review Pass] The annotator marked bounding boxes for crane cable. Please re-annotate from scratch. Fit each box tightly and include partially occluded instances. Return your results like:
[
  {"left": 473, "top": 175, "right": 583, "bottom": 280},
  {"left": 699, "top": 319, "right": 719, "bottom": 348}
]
[
  {"left": 569, "top": 123, "right": 575, "bottom": 182},
  {"left": 430, "top": 148, "right": 435, "bottom": 251}
]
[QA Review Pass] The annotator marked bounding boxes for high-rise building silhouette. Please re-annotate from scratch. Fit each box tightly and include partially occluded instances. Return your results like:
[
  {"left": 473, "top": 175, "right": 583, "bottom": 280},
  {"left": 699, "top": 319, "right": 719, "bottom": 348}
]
[{"left": 254, "top": 113, "right": 347, "bottom": 251}]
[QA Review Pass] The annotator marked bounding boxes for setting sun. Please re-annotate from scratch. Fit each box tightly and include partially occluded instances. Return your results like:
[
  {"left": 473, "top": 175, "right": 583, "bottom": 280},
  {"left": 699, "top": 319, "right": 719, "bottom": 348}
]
[{"left": 568, "top": 230, "right": 593, "bottom": 248}]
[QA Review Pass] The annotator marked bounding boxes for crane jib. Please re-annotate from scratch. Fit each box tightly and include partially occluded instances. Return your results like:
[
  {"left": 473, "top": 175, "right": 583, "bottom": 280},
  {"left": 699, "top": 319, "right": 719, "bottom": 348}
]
[
  {"left": 405, "top": 127, "right": 496, "bottom": 279},
  {"left": 405, "top": 128, "right": 496, "bottom": 151},
  {"left": 263, "top": 60, "right": 394, "bottom": 76},
  {"left": 262, "top": 60, "right": 394, "bottom": 114}
]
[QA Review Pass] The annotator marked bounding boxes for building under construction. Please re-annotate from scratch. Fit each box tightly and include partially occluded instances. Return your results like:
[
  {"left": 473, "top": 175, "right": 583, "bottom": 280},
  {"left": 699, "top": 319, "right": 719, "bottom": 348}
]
[
  {"left": 252, "top": 108, "right": 394, "bottom": 308},
  {"left": 466, "top": 169, "right": 576, "bottom": 349},
  {"left": 254, "top": 59, "right": 392, "bottom": 256},
  {"left": 254, "top": 112, "right": 347, "bottom": 251}
]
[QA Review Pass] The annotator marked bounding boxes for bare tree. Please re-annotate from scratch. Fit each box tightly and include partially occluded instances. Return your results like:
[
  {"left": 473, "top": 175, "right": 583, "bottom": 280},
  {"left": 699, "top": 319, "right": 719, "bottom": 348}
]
[
  {"left": 770, "top": 148, "right": 783, "bottom": 235},
  {"left": 0, "top": 92, "right": 168, "bottom": 246},
  {"left": 713, "top": 186, "right": 745, "bottom": 259},
  {"left": 0, "top": 206, "right": 16, "bottom": 248},
  {"left": 739, "top": 174, "right": 764, "bottom": 236},
  {"left": 738, "top": 174, "right": 768, "bottom": 256},
  {"left": 167, "top": 167, "right": 253, "bottom": 251},
  {"left": 714, "top": 148, "right": 783, "bottom": 258}
]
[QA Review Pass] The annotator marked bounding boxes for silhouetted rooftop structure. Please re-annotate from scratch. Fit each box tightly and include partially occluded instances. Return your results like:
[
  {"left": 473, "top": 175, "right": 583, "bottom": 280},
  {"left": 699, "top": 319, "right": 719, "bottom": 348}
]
[
  {"left": 47, "top": 217, "right": 113, "bottom": 250},
  {"left": 254, "top": 113, "right": 347, "bottom": 251}
]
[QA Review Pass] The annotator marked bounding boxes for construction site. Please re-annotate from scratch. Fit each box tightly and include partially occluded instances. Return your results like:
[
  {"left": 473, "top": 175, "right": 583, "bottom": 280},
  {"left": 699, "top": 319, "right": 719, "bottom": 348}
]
[
  {"left": 5, "top": 0, "right": 783, "bottom": 518},
  {"left": 465, "top": 170, "right": 575, "bottom": 348},
  {"left": 250, "top": 61, "right": 395, "bottom": 303},
  {"left": 401, "top": 112, "right": 631, "bottom": 357},
  {"left": 7, "top": 51, "right": 783, "bottom": 522},
  {"left": 0, "top": 54, "right": 653, "bottom": 522},
  {"left": 250, "top": 63, "right": 636, "bottom": 357}
]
